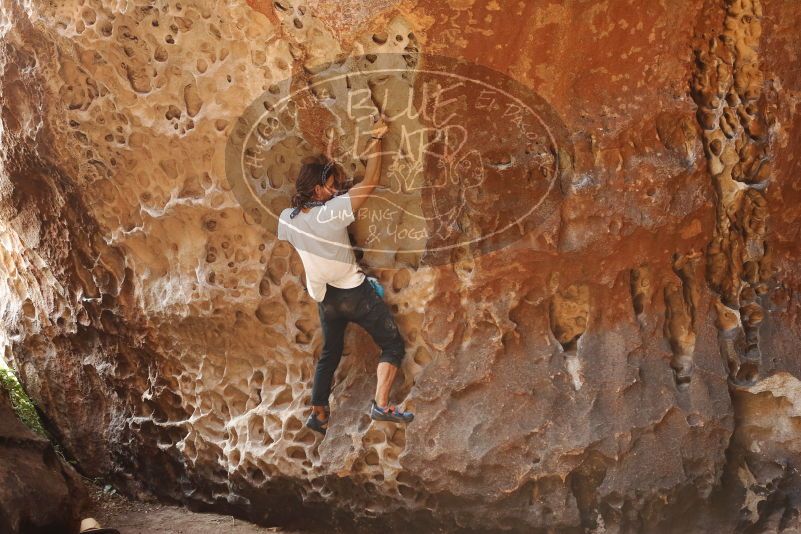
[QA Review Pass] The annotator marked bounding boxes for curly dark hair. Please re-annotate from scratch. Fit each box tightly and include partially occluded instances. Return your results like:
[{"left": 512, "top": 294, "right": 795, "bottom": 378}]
[{"left": 290, "top": 157, "right": 345, "bottom": 209}]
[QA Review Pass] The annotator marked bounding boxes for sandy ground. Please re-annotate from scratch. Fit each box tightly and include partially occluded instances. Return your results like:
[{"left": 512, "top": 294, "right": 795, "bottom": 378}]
[{"left": 82, "top": 478, "right": 301, "bottom": 534}]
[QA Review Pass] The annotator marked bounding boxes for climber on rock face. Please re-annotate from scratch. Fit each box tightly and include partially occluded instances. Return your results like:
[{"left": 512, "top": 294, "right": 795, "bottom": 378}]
[{"left": 276, "top": 113, "right": 413, "bottom": 436}]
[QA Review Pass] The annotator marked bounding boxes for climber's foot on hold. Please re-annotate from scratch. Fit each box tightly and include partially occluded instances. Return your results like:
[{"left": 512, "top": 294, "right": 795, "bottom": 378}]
[
  {"left": 306, "top": 408, "right": 329, "bottom": 435},
  {"left": 370, "top": 399, "right": 414, "bottom": 423}
]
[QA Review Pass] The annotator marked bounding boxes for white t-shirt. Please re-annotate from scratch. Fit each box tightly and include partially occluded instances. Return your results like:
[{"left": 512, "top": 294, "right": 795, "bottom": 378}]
[{"left": 277, "top": 192, "right": 365, "bottom": 302}]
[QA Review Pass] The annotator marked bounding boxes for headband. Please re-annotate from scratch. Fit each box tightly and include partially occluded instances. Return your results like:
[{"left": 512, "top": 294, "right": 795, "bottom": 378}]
[{"left": 321, "top": 159, "right": 335, "bottom": 185}]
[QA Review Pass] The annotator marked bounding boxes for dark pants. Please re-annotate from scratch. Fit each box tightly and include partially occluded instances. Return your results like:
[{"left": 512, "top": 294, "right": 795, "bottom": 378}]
[{"left": 311, "top": 278, "right": 406, "bottom": 407}]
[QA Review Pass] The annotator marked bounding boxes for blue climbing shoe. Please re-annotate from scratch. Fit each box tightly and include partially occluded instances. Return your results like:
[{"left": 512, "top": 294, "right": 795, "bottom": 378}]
[
  {"left": 305, "top": 410, "right": 329, "bottom": 435},
  {"left": 370, "top": 400, "right": 414, "bottom": 423}
]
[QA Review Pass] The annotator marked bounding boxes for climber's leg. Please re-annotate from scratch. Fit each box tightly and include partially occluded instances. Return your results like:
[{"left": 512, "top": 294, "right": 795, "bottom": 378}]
[
  {"left": 310, "top": 299, "right": 347, "bottom": 410},
  {"left": 348, "top": 279, "right": 408, "bottom": 411},
  {"left": 375, "top": 361, "right": 399, "bottom": 408}
]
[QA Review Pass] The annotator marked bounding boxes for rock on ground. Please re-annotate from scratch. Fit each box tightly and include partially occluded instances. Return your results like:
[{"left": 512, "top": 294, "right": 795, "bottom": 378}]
[{"left": 0, "top": 381, "right": 86, "bottom": 533}]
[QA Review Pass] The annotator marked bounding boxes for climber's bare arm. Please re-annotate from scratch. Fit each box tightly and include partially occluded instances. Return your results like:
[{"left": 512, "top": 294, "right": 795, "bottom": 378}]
[
  {"left": 349, "top": 138, "right": 382, "bottom": 212},
  {"left": 349, "top": 114, "right": 388, "bottom": 213}
]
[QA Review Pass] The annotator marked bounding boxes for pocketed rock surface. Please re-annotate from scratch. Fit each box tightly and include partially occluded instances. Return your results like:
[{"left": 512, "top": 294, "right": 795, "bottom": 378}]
[{"left": 0, "top": 0, "right": 800, "bottom": 532}]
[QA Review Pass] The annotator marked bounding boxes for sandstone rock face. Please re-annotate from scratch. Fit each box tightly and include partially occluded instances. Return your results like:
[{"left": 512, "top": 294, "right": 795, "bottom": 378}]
[
  {"left": 0, "top": 381, "right": 87, "bottom": 533},
  {"left": 0, "top": 0, "right": 799, "bottom": 532}
]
